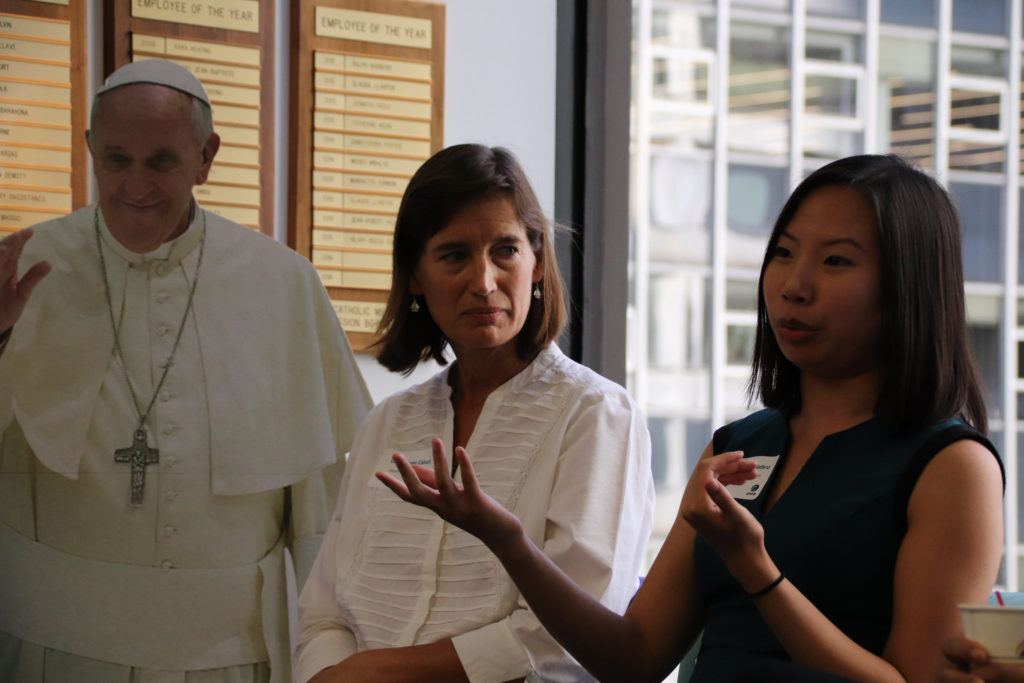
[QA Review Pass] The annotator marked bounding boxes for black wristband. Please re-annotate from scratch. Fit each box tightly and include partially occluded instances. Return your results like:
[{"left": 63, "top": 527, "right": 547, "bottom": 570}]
[{"left": 746, "top": 571, "right": 785, "bottom": 600}]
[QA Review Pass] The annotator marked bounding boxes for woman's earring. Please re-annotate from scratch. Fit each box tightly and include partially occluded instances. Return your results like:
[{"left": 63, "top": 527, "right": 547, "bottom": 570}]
[
  {"left": 532, "top": 283, "right": 542, "bottom": 300},
  {"left": 409, "top": 297, "right": 421, "bottom": 313}
]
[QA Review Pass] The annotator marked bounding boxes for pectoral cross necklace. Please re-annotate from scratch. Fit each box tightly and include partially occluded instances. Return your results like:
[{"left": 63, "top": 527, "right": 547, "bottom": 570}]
[{"left": 94, "top": 207, "right": 206, "bottom": 506}]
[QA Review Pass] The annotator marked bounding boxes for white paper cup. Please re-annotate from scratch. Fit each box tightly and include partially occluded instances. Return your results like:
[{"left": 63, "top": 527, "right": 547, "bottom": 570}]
[{"left": 960, "top": 604, "right": 1024, "bottom": 664}]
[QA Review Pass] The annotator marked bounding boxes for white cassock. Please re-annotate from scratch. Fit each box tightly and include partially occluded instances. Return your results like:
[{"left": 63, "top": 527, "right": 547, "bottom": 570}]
[{"left": 0, "top": 204, "right": 372, "bottom": 683}]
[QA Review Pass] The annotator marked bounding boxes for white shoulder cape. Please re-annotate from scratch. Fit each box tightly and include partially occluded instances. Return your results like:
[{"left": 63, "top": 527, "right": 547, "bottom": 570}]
[{"left": 0, "top": 205, "right": 371, "bottom": 495}]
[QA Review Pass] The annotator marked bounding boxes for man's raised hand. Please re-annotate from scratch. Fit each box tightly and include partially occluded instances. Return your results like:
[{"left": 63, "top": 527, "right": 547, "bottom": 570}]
[{"left": 0, "top": 230, "right": 51, "bottom": 334}]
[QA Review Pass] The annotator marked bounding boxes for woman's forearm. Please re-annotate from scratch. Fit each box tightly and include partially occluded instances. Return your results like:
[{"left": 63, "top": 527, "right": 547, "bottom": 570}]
[
  {"left": 490, "top": 528, "right": 661, "bottom": 683},
  {"left": 751, "top": 576, "right": 907, "bottom": 683}
]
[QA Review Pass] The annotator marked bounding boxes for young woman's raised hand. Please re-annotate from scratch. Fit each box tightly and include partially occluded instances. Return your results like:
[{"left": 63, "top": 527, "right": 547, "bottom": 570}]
[
  {"left": 376, "top": 437, "right": 524, "bottom": 553},
  {"left": 680, "top": 452, "right": 770, "bottom": 585}
]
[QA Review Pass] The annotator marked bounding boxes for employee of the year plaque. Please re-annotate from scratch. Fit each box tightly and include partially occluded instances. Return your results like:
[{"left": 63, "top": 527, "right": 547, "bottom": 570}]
[
  {"left": 0, "top": 0, "right": 87, "bottom": 236},
  {"left": 290, "top": 0, "right": 444, "bottom": 351}
]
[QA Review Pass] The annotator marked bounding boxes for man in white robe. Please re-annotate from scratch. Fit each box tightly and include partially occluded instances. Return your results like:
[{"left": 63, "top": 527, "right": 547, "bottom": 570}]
[{"left": 0, "top": 60, "right": 371, "bottom": 683}]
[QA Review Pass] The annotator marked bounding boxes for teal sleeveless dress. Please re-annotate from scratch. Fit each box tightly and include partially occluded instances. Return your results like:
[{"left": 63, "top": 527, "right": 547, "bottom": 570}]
[{"left": 690, "top": 409, "right": 1003, "bottom": 682}]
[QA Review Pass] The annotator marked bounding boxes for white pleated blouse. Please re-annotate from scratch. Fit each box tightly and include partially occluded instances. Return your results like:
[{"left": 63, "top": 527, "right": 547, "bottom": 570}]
[{"left": 295, "top": 344, "right": 655, "bottom": 683}]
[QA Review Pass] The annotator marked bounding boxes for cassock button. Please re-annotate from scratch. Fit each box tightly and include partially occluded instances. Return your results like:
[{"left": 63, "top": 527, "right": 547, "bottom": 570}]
[
  {"left": 159, "top": 392, "right": 175, "bottom": 402},
  {"left": 156, "top": 293, "right": 169, "bottom": 303},
  {"left": 163, "top": 525, "right": 177, "bottom": 537},
  {"left": 162, "top": 425, "right": 176, "bottom": 436},
  {"left": 157, "top": 325, "right": 170, "bottom": 337},
  {"left": 164, "top": 491, "right": 178, "bottom": 502},
  {"left": 165, "top": 456, "right": 177, "bottom": 468},
  {"left": 155, "top": 264, "right": 166, "bottom": 276},
  {"left": 161, "top": 559, "right": 174, "bottom": 570}
]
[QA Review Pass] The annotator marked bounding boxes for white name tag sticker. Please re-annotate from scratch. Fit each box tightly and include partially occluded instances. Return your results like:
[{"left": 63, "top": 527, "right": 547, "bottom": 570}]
[
  {"left": 374, "top": 448, "right": 434, "bottom": 489},
  {"left": 725, "top": 454, "right": 780, "bottom": 500}
]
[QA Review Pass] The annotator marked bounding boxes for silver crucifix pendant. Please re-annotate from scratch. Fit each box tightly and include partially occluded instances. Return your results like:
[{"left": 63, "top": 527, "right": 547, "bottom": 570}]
[{"left": 114, "top": 428, "right": 160, "bottom": 506}]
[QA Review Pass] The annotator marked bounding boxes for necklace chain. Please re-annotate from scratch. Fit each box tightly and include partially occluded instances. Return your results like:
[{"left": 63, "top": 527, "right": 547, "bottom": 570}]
[{"left": 93, "top": 206, "right": 206, "bottom": 433}]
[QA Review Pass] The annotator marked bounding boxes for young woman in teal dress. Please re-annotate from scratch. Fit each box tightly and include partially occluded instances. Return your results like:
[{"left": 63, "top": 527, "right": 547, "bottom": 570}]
[{"left": 377, "top": 154, "right": 1006, "bottom": 683}]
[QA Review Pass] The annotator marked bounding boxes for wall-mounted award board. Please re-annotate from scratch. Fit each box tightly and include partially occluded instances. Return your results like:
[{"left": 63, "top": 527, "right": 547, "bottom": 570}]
[
  {"left": 290, "top": 0, "right": 444, "bottom": 351},
  {"left": 104, "top": 0, "right": 274, "bottom": 235},
  {"left": 0, "top": 0, "right": 87, "bottom": 235}
]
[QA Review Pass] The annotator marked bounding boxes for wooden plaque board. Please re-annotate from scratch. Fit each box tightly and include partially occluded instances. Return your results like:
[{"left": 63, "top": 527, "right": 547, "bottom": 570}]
[
  {"left": 0, "top": 0, "right": 87, "bottom": 235},
  {"left": 104, "top": 0, "right": 275, "bottom": 236},
  {"left": 290, "top": 0, "right": 445, "bottom": 351}
]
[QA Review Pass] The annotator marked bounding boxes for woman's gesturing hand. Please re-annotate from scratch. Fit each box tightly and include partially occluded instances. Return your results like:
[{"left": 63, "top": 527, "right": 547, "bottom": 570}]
[
  {"left": 376, "top": 438, "right": 524, "bottom": 554},
  {"left": 680, "top": 452, "right": 775, "bottom": 589}
]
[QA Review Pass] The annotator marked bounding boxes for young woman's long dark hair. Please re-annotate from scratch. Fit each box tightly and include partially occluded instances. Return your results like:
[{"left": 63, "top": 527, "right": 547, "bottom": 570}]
[{"left": 749, "top": 154, "right": 988, "bottom": 433}]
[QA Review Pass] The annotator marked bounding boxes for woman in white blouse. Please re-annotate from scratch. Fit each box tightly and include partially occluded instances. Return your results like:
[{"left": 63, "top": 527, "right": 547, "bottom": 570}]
[{"left": 295, "top": 144, "right": 655, "bottom": 683}]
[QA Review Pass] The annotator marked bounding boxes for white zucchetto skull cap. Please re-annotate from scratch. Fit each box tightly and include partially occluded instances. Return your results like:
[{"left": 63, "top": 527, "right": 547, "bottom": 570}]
[{"left": 96, "top": 59, "right": 211, "bottom": 105}]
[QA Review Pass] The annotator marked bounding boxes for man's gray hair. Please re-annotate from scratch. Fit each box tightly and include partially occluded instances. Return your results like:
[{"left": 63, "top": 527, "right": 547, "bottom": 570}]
[{"left": 88, "top": 88, "right": 215, "bottom": 146}]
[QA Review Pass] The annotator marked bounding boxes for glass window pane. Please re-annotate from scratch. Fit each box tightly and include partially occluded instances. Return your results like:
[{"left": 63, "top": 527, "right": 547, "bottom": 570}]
[
  {"left": 724, "top": 376, "right": 756, "bottom": 417},
  {"left": 649, "top": 154, "right": 713, "bottom": 264},
  {"left": 727, "top": 324, "right": 757, "bottom": 366},
  {"left": 806, "top": 30, "right": 863, "bottom": 63},
  {"left": 806, "top": 74, "right": 859, "bottom": 116},
  {"left": 1018, "top": 72, "right": 1024, "bottom": 177},
  {"left": 951, "top": 182, "right": 1006, "bottom": 282},
  {"left": 952, "top": 0, "right": 1009, "bottom": 36},
  {"left": 650, "top": 112, "right": 714, "bottom": 150},
  {"left": 655, "top": 57, "right": 712, "bottom": 104},
  {"left": 879, "top": 38, "right": 936, "bottom": 168},
  {"left": 727, "top": 163, "right": 786, "bottom": 236},
  {"left": 653, "top": 57, "right": 710, "bottom": 104},
  {"left": 1018, "top": 434, "right": 1024, "bottom": 543},
  {"left": 881, "top": 0, "right": 937, "bottom": 27},
  {"left": 648, "top": 416, "right": 673, "bottom": 488},
  {"left": 951, "top": 46, "right": 1008, "bottom": 79},
  {"left": 683, "top": 419, "right": 712, "bottom": 472},
  {"left": 727, "top": 162, "right": 787, "bottom": 269},
  {"left": 726, "top": 278, "right": 759, "bottom": 311},
  {"left": 648, "top": 271, "right": 710, "bottom": 372},
  {"left": 651, "top": 3, "right": 715, "bottom": 49},
  {"left": 804, "top": 129, "right": 864, "bottom": 161},
  {"left": 966, "top": 298, "right": 1003, "bottom": 416},
  {"left": 729, "top": 22, "right": 790, "bottom": 156},
  {"left": 732, "top": 0, "right": 789, "bottom": 11},
  {"left": 949, "top": 141, "right": 1007, "bottom": 173},
  {"left": 1019, "top": 187, "right": 1024, "bottom": 284},
  {"left": 950, "top": 89, "right": 1003, "bottom": 131},
  {"left": 807, "top": 0, "right": 864, "bottom": 20}
]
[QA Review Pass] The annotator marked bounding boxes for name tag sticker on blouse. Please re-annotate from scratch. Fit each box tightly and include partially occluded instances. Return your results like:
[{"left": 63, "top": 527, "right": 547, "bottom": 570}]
[
  {"left": 726, "top": 454, "right": 780, "bottom": 500},
  {"left": 374, "top": 449, "right": 434, "bottom": 490}
]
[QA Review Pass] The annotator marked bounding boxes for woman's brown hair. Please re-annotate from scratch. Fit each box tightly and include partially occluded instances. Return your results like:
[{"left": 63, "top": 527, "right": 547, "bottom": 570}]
[{"left": 375, "top": 144, "right": 567, "bottom": 374}]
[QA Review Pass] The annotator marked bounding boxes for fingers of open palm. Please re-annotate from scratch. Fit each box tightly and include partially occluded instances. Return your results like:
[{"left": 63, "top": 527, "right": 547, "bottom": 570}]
[
  {"left": 717, "top": 468, "right": 758, "bottom": 486},
  {"left": 430, "top": 438, "right": 456, "bottom": 495},
  {"left": 0, "top": 230, "right": 30, "bottom": 279},
  {"left": 392, "top": 453, "right": 441, "bottom": 506},
  {"left": 453, "top": 447, "right": 481, "bottom": 494},
  {"left": 409, "top": 463, "right": 438, "bottom": 488},
  {"left": 707, "top": 452, "right": 756, "bottom": 478},
  {"left": 375, "top": 471, "right": 413, "bottom": 502}
]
